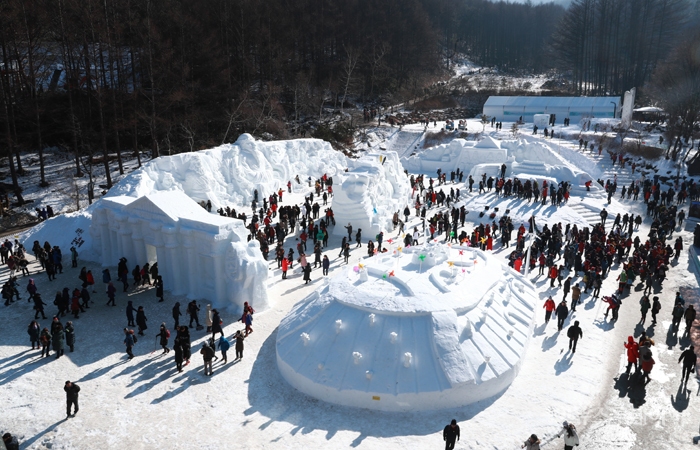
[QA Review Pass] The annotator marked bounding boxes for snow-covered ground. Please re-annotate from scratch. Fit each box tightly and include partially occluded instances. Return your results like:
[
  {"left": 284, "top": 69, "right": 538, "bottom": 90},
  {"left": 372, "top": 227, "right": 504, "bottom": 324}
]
[{"left": 1, "top": 120, "right": 699, "bottom": 449}]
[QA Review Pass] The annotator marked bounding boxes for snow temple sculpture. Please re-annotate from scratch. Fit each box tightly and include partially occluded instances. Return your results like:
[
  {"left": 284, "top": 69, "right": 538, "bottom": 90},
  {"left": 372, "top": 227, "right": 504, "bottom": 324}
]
[
  {"left": 276, "top": 241, "right": 538, "bottom": 411},
  {"left": 90, "top": 190, "right": 268, "bottom": 314},
  {"left": 332, "top": 151, "right": 410, "bottom": 237}
]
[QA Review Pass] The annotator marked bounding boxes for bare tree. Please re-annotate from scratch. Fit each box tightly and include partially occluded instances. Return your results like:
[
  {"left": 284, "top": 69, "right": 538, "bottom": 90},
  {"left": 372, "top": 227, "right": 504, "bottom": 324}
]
[{"left": 339, "top": 45, "right": 359, "bottom": 114}]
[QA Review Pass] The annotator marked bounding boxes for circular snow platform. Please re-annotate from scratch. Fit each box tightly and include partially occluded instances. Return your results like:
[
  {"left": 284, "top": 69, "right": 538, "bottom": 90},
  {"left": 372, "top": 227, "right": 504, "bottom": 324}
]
[{"left": 276, "top": 241, "right": 539, "bottom": 411}]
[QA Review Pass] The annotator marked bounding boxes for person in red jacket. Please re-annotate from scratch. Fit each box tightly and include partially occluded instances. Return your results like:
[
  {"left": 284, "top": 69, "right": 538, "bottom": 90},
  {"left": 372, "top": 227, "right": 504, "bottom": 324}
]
[
  {"left": 624, "top": 336, "right": 639, "bottom": 374},
  {"left": 281, "top": 257, "right": 289, "bottom": 279},
  {"left": 549, "top": 265, "right": 558, "bottom": 288},
  {"left": 543, "top": 297, "right": 556, "bottom": 324}
]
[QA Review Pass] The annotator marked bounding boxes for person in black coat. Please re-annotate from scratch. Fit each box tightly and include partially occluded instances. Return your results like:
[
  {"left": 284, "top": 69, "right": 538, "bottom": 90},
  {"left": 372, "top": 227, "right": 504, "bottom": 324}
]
[
  {"left": 136, "top": 306, "right": 148, "bottom": 335},
  {"left": 172, "top": 302, "right": 182, "bottom": 329},
  {"left": 33, "top": 293, "right": 47, "bottom": 320},
  {"left": 64, "top": 380, "right": 80, "bottom": 417},
  {"left": 126, "top": 301, "right": 136, "bottom": 327},
  {"left": 443, "top": 419, "right": 460, "bottom": 450},
  {"left": 211, "top": 310, "right": 223, "bottom": 339},
  {"left": 155, "top": 276, "right": 164, "bottom": 302},
  {"left": 303, "top": 264, "right": 312, "bottom": 284},
  {"left": 2, "top": 432, "right": 19, "bottom": 450},
  {"left": 679, "top": 345, "right": 697, "bottom": 384},
  {"left": 566, "top": 320, "right": 583, "bottom": 353},
  {"left": 555, "top": 300, "right": 569, "bottom": 331},
  {"left": 156, "top": 323, "right": 170, "bottom": 354},
  {"left": 188, "top": 301, "right": 200, "bottom": 328}
]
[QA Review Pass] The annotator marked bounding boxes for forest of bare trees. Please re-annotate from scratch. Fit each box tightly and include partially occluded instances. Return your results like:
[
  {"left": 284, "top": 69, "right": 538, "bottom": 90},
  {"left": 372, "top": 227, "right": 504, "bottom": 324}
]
[{"left": 1, "top": 0, "right": 700, "bottom": 204}]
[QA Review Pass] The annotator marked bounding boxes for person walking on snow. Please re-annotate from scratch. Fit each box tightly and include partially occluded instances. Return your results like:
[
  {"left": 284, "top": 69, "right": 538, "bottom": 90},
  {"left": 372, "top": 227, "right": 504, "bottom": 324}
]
[
  {"left": 521, "top": 434, "right": 541, "bottom": 450},
  {"left": 443, "top": 419, "right": 460, "bottom": 450},
  {"left": 156, "top": 323, "right": 170, "bottom": 354},
  {"left": 126, "top": 300, "right": 136, "bottom": 327},
  {"left": 556, "top": 421, "right": 580, "bottom": 450},
  {"left": 136, "top": 306, "right": 148, "bottom": 336},
  {"left": 64, "top": 381, "right": 80, "bottom": 418},
  {"left": 200, "top": 342, "right": 217, "bottom": 376},
  {"left": 124, "top": 328, "right": 135, "bottom": 360},
  {"left": 555, "top": 299, "right": 569, "bottom": 331},
  {"left": 651, "top": 296, "right": 661, "bottom": 324},
  {"left": 678, "top": 345, "right": 697, "bottom": 384},
  {"left": 567, "top": 321, "right": 582, "bottom": 353},
  {"left": 188, "top": 301, "right": 201, "bottom": 329},
  {"left": 172, "top": 302, "right": 182, "bottom": 329},
  {"left": 235, "top": 330, "right": 245, "bottom": 360},
  {"left": 218, "top": 334, "right": 230, "bottom": 363},
  {"left": 543, "top": 297, "right": 555, "bottom": 324},
  {"left": 624, "top": 336, "right": 639, "bottom": 374},
  {"left": 639, "top": 295, "right": 651, "bottom": 325}
]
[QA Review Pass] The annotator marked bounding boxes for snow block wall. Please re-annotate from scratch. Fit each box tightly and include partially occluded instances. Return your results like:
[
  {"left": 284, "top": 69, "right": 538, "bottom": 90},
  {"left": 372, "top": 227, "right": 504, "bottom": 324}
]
[
  {"left": 90, "top": 191, "right": 268, "bottom": 314},
  {"left": 401, "top": 137, "right": 507, "bottom": 175},
  {"left": 108, "top": 133, "right": 347, "bottom": 207},
  {"left": 332, "top": 152, "right": 410, "bottom": 237},
  {"left": 276, "top": 242, "right": 538, "bottom": 411}
]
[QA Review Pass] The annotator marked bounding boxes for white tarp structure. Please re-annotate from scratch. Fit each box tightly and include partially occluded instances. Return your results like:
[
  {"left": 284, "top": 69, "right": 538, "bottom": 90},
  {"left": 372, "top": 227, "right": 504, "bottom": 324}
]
[
  {"left": 90, "top": 190, "right": 268, "bottom": 314},
  {"left": 332, "top": 151, "right": 410, "bottom": 237},
  {"left": 483, "top": 96, "right": 620, "bottom": 123},
  {"left": 276, "top": 242, "right": 539, "bottom": 411}
]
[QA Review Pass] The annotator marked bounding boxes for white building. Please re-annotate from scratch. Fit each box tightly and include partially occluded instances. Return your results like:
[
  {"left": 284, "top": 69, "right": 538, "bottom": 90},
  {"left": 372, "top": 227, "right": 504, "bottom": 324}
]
[
  {"left": 276, "top": 242, "right": 538, "bottom": 411},
  {"left": 483, "top": 96, "right": 621, "bottom": 123},
  {"left": 90, "top": 190, "right": 268, "bottom": 314}
]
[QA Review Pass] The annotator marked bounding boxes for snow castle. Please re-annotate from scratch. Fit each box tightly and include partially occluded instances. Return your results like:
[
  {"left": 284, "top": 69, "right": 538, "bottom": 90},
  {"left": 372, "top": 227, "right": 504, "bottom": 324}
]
[{"left": 276, "top": 241, "right": 539, "bottom": 411}]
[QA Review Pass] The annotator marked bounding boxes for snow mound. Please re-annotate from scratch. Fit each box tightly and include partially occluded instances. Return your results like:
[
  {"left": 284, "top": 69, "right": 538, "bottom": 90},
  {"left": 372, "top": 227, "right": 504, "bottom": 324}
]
[
  {"left": 108, "top": 133, "right": 347, "bottom": 207},
  {"left": 276, "top": 242, "right": 538, "bottom": 411},
  {"left": 332, "top": 152, "right": 410, "bottom": 236}
]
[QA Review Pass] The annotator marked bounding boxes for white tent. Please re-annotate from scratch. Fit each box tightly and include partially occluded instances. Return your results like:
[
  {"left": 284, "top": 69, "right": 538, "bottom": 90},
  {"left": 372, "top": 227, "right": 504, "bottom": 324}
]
[
  {"left": 90, "top": 190, "right": 268, "bottom": 314},
  {"left": 483, "top": 96, "right": 620, "bottom": 123}
]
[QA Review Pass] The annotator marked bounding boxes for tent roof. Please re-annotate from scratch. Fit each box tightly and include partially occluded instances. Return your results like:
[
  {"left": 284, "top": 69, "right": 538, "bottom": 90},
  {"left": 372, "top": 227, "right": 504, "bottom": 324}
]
[{"left": 484, "top": 96, "right": 620, "bottom": 109}]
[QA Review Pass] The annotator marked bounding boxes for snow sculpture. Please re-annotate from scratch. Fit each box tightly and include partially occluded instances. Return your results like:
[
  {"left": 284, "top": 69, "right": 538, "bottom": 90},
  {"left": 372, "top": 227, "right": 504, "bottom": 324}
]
[
  {"left": 90, "top": 191, "right": 268, "bottom": 314},
  {"left": 276, "top": 241, "right": 539, "bottom": 411},
  {"left": 332, "top": 151, "right": 410, "bottom": 237},
  {"left": 107, "top": 133, "right": 347, "bottom": 207},
  {"left": 401, "top": 137, "right": 507, "bottom": 175}
]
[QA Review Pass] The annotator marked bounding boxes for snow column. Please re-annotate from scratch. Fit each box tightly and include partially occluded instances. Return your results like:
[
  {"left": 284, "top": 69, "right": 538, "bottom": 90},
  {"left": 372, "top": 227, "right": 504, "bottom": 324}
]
[
  {"left": 182, "top": 229, "right": 199, "bottom": 299},
  {"left": 161, "top": 226, "right": 184, "bottom": 295}
]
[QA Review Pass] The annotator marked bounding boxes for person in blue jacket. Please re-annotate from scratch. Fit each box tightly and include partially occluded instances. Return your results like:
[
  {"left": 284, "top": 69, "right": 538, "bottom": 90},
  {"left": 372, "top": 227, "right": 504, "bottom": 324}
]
[{"left": 218, "top": 335, "right": 230, "bottom": 363}]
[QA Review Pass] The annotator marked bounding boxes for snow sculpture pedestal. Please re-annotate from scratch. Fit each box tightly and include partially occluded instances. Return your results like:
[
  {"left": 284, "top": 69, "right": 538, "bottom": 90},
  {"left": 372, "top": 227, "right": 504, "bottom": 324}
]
[{"left": 276, "top": 241, "right": 538, "bottom": 412}]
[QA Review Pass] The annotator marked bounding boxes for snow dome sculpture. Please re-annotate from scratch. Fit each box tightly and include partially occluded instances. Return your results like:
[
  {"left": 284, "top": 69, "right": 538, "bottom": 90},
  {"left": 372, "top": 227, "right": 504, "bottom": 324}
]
[
  {"left": 401, "top": 137, "right": 507, "bottom": 175},
  {"left": 108, "top": 133, "right": 347, "bottom": 207},
  {"left": 332, "top": 151, "right": 410, "bottom": 237},
  {"left": 276, "top": 241, "right": 538, "bottom": 411},
  {"left": 90, "top": 190, "right": 268, "bottom": 314}
]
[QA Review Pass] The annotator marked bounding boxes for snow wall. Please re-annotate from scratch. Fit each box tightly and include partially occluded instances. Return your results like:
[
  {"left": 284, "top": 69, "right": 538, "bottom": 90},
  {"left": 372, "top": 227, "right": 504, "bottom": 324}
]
[
  {"left": 108, "top": 133, "right": 347, "bottom": 207},
  {"left": 332, "top": 151, "right": 410, "bottom": 237},
  {"left": 401, "top": 136, "right": 507, "bottom": 176},
  {"left": 276, "top": 242, "right": 539, "bottom": 412}
]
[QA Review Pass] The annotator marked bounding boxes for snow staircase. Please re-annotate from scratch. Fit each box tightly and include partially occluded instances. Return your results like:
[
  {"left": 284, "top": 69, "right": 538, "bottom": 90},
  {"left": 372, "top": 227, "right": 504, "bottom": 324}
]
[
  {"left": 569, "top": 201, "right": 601, "bottom": 227},
  {"left": 388, "top": 130, "right": 424, "bottom": 158}
]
